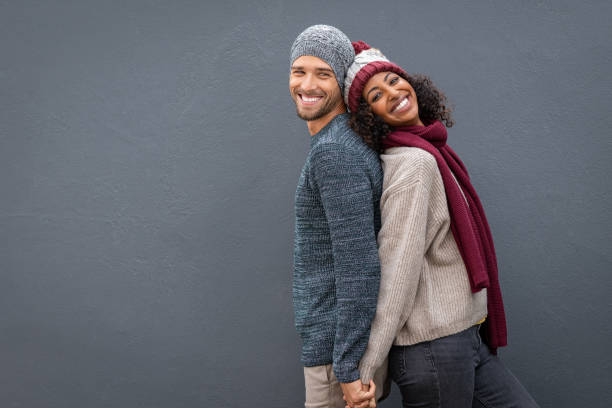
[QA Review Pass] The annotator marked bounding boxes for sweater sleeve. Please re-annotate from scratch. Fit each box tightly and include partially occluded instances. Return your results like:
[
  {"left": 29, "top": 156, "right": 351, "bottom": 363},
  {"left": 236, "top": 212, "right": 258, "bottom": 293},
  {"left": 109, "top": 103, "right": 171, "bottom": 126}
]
[
  {"left": 359, "top": 155, "right": 433, "bottom": 383},
  {"left": 309, "top": 142, "right": 381, "bottom": 383}
]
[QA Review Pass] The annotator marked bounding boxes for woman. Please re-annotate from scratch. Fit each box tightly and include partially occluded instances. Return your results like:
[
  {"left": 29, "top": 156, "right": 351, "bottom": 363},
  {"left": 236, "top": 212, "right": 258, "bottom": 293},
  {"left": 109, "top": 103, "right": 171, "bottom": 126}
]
[{"left": 342, "top": 41, "right": 539, "bottom": 408}]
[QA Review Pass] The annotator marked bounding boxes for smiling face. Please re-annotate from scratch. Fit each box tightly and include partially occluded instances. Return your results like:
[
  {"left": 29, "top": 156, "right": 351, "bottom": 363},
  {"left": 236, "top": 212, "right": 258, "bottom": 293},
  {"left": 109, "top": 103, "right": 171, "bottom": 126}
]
[
  {"left": 362, "top": 71, "right": 423, "bottom": 127},
  {"left": 289, "top": 56, "right": 344, "bottom": 122}
]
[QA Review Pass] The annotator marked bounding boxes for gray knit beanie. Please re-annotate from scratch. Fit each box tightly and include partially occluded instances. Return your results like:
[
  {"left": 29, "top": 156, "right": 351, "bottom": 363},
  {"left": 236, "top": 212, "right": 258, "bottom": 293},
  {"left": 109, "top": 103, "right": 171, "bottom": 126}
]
[{"left": 290, "top": 25, "right": 355, "bottom": 94}]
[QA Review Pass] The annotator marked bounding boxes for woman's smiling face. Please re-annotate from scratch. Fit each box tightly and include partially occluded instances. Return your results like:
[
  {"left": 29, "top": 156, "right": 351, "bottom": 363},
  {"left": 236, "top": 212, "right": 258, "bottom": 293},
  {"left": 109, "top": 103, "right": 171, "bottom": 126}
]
[{"left": 362, "top": 71, "right": 423, "bottom": 127}]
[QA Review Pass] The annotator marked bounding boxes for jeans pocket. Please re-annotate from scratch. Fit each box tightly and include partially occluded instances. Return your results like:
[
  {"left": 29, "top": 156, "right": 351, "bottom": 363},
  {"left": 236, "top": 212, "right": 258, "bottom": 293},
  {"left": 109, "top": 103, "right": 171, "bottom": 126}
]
[
  {"left": 389, "top": 345, "right": 406, "bottom": 377},
  {"left": 390, "top": 342, "right": 441, "bottom": 406}
]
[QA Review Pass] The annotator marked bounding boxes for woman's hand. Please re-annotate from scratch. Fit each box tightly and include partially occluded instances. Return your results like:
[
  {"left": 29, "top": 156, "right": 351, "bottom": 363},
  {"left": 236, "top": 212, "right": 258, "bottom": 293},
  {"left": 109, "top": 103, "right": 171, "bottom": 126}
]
[{"left": 341, "top": 379, "right": 376, "bottom": 408}]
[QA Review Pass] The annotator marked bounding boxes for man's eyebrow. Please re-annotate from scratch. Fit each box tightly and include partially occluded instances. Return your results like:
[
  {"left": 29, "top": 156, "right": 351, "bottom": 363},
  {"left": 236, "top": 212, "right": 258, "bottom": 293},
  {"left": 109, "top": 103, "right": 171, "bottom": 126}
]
[
  {"left": 366, "top": 86, "right": 379, "bottom": 99},
  {"left": 384, "top": 72, "right": 392, "bottom": 82},
  {"left": 290, "top": 66, "right": 334, "bottom": 73}
]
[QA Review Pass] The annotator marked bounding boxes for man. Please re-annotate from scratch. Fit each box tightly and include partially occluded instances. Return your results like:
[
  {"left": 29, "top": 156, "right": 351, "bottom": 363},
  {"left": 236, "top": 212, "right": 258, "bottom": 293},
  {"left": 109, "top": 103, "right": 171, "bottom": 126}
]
[{"left": 289, "top": 25, "right": 387, "bottom": 408}]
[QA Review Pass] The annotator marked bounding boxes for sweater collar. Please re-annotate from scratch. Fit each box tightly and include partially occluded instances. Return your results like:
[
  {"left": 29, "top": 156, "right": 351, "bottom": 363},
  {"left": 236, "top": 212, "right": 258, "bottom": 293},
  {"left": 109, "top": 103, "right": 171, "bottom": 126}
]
[{"left": 310, "top": 113, "right": 349, "bottom": 147}]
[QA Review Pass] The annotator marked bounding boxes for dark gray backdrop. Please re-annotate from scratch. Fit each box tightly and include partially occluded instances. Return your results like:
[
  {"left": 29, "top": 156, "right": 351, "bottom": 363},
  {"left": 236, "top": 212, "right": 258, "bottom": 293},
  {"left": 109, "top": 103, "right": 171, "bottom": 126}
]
[{"left": 1, "top": 1, "right": 611, "bottom": 407}]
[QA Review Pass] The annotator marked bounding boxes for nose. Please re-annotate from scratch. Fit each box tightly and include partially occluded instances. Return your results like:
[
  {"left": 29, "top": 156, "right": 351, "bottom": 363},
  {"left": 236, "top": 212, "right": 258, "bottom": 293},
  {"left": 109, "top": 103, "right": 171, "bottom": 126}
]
[
  {"left": 388, "top": 86, "right": 401, "bottom": 101},
  {"left": 300, "top": 73, "right": 317, "bottom": 92}
]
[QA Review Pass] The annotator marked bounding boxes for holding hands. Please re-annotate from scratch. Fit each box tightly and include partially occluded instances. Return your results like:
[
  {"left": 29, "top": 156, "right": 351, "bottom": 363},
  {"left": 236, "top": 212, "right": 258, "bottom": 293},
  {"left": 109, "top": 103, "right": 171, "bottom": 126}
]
[{"left": 341, "top": 379, "right": 376, "bottom": 408}]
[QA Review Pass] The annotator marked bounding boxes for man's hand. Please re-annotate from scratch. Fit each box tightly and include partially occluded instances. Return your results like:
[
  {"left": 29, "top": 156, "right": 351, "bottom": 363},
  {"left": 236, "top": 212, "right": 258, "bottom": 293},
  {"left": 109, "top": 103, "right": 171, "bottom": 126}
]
[{"left": 340, "top": 379, "right": 376, "bottom": 408}]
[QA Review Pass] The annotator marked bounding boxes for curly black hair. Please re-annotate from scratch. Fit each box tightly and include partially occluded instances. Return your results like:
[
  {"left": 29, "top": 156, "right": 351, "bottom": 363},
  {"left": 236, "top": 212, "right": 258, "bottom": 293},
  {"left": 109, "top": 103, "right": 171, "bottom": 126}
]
[{"left": 349, "top": 73, "right": 454, "bottom": 153}]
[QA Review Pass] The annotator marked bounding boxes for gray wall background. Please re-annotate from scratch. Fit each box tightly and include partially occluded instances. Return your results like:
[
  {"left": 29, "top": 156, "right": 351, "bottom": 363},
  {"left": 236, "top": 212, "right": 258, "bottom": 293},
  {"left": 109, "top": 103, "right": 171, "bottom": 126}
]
[{"left": 1, "top": 1, "right": 611, "bottom": 407}]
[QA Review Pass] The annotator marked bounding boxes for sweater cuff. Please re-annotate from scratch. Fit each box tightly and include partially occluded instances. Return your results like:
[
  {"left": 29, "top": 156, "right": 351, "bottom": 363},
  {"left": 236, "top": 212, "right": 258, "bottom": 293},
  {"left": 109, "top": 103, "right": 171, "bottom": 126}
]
[
  {"left": 359, "top": 363, "right": 376, "bottom": 384},
  {"left": 334, "top": 366, "right": 360, "bottom": 384}
]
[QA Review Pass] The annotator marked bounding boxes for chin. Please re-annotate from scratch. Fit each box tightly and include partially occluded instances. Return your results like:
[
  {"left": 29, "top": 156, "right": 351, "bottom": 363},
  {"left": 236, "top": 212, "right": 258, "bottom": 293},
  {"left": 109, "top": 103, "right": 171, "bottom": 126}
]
[
  {"left": 296, "top": 107, "right": 323, "bottom": 121},
  {"left": 399, "top": 112, "right": 420, "bottom": 126}
]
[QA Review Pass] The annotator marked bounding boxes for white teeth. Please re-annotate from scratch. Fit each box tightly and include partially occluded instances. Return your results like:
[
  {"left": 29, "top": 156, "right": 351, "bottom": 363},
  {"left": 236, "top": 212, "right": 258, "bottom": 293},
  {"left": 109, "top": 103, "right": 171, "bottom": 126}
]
[
  {"left": 393, "top": 97, "right": 408, "bottom": 112},
  {"left": 302, "top": 95, "right": 322, "bottom": 102}
]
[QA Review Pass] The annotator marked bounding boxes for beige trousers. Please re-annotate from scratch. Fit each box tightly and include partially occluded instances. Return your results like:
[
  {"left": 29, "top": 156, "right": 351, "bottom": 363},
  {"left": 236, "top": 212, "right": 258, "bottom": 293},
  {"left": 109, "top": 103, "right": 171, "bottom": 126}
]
[{"left": 303, "top": 359, "right": 389, "bottom": 408}]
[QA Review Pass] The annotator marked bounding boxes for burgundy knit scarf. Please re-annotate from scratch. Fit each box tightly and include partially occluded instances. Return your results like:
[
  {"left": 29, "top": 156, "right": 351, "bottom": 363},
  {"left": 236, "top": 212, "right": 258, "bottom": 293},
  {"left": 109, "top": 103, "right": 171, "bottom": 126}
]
[{"left": 383, "top": 120, "right": 507, "bottom": 352}]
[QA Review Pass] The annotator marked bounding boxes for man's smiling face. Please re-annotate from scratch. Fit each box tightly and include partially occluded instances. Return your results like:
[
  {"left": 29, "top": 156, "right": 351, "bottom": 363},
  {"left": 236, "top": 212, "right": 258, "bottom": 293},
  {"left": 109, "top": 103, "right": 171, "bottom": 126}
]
[{"left": 290, "top": 56, "right": 343, "bottom": 121}]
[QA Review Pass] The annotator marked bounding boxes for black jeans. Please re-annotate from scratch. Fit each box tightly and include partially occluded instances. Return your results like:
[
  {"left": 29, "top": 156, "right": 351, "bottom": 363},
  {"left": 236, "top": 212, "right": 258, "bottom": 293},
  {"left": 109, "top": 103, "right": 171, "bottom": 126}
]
[{"left": 389, "top": 325, "right": 539, "bottom": 408}]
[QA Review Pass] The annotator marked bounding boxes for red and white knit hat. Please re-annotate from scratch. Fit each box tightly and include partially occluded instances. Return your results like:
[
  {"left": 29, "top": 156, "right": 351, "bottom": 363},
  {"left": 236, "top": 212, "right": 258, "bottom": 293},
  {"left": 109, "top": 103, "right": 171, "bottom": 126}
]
[{"left": 343, "top": 41, "right": 407, "bottom": 112}]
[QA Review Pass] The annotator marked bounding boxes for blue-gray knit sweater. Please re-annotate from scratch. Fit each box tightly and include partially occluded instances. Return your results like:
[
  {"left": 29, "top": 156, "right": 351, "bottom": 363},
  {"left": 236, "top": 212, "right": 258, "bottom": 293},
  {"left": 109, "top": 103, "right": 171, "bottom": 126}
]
[{"left": 293, "top": 113, "right": 383, "bottom": 383}]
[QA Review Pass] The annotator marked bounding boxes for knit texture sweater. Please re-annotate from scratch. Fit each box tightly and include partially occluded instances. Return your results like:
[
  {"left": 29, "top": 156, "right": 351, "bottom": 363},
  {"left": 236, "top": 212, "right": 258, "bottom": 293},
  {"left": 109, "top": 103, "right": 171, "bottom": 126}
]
[
  {"left": 359, "top": 146, "right": 488, "bottom": 383},
  {"left": 293, "top": 113, "right": 383, "bottom": 383}
]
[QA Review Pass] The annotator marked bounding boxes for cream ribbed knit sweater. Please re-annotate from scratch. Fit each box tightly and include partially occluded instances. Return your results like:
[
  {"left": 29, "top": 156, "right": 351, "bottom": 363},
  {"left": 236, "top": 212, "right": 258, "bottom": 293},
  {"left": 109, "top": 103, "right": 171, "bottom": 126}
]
[{"left": 359, "top": 146, "right": 488, "bottom": 383}]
